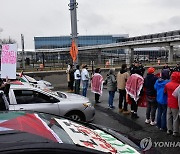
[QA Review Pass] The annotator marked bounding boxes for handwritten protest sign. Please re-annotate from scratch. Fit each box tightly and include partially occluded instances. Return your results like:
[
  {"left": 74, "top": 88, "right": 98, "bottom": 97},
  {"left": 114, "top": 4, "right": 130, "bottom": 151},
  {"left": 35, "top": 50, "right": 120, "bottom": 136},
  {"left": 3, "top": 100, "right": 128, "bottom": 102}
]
[
  {"left": 55, "top": 119, "right": 139, "bottom": 154},
  {"left": 1, "top": 44, "right": 17, "bottom": 79}
]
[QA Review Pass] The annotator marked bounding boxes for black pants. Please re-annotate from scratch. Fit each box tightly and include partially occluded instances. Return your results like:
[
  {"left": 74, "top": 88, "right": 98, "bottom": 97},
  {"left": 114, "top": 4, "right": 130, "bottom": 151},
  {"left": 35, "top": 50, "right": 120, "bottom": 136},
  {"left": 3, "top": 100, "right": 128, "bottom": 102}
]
[
  {"left": 130, "top": 97, "right": 138, "bottom": 113},
  {"left": 74, "top": 79, "right": 80, "bottom": 94},
  {"left": 119, "top": 89, "right": 127, "bottom": 111},
  {"left": 69, "top": 80, "right": 74, "bottom": 91},
  {"left": 95, "top": 93, "right": 100, "bottom": 103}
]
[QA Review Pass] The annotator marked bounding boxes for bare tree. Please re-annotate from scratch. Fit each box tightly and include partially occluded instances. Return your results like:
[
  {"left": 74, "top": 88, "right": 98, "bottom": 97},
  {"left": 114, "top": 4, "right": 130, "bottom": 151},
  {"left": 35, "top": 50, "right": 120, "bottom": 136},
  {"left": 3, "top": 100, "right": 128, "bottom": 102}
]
[{"left": 1, "top": 37, "right": 16, "bottom": 44}]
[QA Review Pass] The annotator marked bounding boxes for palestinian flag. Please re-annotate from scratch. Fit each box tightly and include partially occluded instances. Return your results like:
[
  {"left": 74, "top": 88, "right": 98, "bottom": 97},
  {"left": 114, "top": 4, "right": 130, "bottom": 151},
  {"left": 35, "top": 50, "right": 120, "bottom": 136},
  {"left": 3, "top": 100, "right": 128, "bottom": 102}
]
[{"left": 0, "top": 111, "right": 62, "bottom": 143}]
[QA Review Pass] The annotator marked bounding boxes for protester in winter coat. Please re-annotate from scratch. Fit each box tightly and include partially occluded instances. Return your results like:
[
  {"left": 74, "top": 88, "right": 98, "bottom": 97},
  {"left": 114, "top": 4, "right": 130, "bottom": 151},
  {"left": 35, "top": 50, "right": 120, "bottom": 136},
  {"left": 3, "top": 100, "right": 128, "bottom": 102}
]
[
  {"left": 154, "top": 69, "right": 170, "bottom": 131},
  {"left": 164, "top": 72, "right": 180, "bottom": 136},
  {"left": 91, "top": 68, "right": 104, "bottom": 104},
  {"left": 125, "top": 71, "right": 144, "bottom": 119},
  {"left": 162, "top": 63, "right": 171, "bottom": 71},
  {"left": 81, "top": 64, "right": 90, "bottom": 97},
  {"left": 129, "top": 61, "right": 141, "bottom": 75},
  {"left": 144, "top": 67, "right": 158, "bottom": 125},
  {"left": 173, "top": 63, "right": 180, "bottom": 72},
  {"left": 117, "top": 64, "right": 130, "bottom": 114},
  {"left": 139, "top": 62, "right": 145, "bottom": 77},
  {"left": 104, "top": 68, "right": 117, "bottom": 109}
]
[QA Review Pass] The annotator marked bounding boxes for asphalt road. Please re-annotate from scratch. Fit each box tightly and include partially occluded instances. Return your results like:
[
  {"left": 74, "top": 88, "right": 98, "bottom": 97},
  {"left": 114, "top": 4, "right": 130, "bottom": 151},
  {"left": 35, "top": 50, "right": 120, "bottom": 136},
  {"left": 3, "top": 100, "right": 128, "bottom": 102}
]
[{"left": 85, "top": 88, "right": 180, "bottom": 154}]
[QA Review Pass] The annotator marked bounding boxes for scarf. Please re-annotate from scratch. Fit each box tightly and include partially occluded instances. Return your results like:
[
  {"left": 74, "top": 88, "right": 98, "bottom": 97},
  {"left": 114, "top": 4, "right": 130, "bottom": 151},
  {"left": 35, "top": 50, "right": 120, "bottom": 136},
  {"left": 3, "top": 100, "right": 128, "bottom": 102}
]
[
  {"left": 125, "top": 74, "right": 144, "bottom": 102},
  {"left": 91, "top": 73, "right": 104, "bottom": 95}
]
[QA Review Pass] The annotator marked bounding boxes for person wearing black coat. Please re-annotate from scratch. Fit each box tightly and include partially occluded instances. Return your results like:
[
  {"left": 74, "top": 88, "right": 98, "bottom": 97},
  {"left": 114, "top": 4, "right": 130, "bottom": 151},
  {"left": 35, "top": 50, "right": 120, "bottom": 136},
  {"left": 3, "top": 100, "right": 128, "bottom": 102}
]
[{"left": 144, "top": 67, "right": 158, "bottom": 125}]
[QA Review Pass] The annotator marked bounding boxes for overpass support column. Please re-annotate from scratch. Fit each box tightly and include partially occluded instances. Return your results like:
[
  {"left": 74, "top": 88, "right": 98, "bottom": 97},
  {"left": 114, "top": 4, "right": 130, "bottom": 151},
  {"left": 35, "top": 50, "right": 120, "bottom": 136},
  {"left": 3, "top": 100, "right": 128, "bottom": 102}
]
[
  {"left": 127, "top": 48, "right": 134, "bottom": 65},
  {"left": 168, "top": 46, "right": 173, "bottom": 63},
  {"left": 98, "top": 49, "right": 102, "bottom": 64}
]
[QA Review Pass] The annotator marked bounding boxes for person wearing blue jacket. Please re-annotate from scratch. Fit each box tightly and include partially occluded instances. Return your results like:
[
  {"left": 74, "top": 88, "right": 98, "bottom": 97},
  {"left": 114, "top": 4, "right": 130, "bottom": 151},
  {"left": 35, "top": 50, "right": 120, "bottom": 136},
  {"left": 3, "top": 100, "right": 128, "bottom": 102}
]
[{"left": 154, "top": 69, "right": 170, "bottom": 131}]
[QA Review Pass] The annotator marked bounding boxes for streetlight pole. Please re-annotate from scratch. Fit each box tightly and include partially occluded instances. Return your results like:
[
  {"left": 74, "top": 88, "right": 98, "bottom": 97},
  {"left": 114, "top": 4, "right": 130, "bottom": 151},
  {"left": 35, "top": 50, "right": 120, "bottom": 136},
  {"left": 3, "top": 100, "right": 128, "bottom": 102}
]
[
  {"left": 21, "top": 34, "right": 25, "bottom": 69},
  {"left": 69, "top": 0, "right": 78, "bottom": 64}
]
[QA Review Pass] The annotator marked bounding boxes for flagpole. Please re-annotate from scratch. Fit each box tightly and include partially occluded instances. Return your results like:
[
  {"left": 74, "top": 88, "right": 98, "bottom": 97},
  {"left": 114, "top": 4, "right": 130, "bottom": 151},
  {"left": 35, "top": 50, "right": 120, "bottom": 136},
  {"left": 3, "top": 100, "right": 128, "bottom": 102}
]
[{"left": 69, "top": 0, "right": 78, "bottom": 65}]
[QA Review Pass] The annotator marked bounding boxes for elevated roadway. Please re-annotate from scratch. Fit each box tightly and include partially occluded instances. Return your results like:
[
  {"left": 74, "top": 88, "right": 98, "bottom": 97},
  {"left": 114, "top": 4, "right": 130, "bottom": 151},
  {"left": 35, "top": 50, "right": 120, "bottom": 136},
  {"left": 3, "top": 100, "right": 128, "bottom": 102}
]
[{"left": 36, "top": 30, "right": 180, "bottom": 63}]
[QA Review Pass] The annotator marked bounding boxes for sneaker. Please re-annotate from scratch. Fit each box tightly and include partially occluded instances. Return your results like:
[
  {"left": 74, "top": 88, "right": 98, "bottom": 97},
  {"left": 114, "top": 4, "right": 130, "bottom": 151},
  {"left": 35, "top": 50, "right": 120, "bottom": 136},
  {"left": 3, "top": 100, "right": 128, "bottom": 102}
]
[
  {"left": 145, "top": 119, "right": 150, "bottom": 124},
  {"left": 109, "top": 106, "right": 115, "bottom": 109},
  {"left": 119, "top": 108, "right": 123, "bottom": 112},
  {"left": 150, "top": 121, "right": 156, "bottom": 126},
  {"left": 167, "top": 130, "right": 173, "bottom": 135},
  {"left": 173, "top": 132, "right": 179, "bottom": 137}
]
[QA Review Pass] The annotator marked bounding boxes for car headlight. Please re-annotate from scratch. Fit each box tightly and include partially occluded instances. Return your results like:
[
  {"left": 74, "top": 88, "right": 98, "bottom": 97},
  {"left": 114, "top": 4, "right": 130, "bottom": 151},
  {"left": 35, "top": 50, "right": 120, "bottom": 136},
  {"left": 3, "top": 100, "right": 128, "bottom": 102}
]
[{"left": 83, "top": 102, "right": 93, "bottom": 107}]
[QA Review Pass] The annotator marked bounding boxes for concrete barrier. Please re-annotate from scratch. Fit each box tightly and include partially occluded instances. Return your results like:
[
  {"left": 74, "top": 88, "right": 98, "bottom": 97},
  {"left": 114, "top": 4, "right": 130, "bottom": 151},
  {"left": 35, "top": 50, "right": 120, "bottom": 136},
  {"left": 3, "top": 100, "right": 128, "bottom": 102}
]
[{"left": 22, "top": 64, "right": 176, "bottom": 90}]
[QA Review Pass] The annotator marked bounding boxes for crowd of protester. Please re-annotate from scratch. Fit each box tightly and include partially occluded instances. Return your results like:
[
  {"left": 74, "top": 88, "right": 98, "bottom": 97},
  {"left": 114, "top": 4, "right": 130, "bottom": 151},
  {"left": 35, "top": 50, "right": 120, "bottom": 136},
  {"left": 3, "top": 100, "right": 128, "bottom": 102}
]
[{"left": 66, "top": 61, "right": 180, "bottom": 137}]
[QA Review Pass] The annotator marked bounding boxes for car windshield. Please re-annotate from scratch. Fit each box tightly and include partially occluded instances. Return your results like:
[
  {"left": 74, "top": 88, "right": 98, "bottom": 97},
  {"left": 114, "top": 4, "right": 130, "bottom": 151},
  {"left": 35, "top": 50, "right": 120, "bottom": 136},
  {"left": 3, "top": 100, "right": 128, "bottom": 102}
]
[{"left": 47, "top": 91, "right": 67, "bottom": 98}]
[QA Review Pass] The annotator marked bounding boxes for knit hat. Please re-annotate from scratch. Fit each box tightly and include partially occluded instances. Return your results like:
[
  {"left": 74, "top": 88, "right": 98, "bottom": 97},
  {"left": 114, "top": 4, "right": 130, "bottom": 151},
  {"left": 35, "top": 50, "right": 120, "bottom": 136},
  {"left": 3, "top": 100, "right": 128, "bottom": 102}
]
[{"left": 148, "top": 67, "right": 155, "bottom": 74}]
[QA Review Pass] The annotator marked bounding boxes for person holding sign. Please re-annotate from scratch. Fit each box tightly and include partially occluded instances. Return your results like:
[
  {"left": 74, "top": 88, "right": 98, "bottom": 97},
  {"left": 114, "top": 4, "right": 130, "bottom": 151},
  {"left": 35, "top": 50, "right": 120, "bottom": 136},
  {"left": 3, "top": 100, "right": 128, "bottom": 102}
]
[{"left": 0, "top": 76, "right": 10, "bottom": 111}]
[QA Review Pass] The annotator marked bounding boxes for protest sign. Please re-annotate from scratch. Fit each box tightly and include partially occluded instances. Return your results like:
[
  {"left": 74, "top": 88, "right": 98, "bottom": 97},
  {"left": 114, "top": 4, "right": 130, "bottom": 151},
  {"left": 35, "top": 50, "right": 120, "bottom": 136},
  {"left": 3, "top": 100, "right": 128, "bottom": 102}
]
[{"left": 1, "top": 44, "right": 17, "bottom": 79}]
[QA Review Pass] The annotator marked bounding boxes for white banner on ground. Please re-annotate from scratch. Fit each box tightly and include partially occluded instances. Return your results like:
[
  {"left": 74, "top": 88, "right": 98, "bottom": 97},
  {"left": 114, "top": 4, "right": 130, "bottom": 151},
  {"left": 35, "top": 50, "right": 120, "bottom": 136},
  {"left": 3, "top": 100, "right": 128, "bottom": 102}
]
[{"left": 1, "top": 44, "right": 17, "bottom": 79}]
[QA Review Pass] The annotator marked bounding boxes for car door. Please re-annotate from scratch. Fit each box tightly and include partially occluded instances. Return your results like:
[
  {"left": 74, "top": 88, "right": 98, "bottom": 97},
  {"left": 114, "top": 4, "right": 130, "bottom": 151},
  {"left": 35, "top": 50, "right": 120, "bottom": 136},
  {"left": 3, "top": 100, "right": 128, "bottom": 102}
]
[{"left": 12, "top": 89, "right": 60, "bottom": 116}]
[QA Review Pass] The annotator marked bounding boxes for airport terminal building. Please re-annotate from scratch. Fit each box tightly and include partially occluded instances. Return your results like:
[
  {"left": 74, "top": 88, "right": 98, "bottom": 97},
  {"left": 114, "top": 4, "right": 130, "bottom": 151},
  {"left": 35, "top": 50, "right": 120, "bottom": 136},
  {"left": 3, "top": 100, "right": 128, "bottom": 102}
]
[
  {"left": 34, "top": 34, "right": 129, "bottom": 65},
  {"left": 34, "top": 34, "right": 128, "bottom": 49}
]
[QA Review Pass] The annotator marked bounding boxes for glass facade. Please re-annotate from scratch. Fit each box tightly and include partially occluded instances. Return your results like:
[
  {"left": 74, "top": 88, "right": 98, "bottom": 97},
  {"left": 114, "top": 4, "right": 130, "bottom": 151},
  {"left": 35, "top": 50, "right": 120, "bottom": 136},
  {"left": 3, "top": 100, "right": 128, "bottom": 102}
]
[{"left": 34, "top": 34, "right": 129, "bottom": 49}]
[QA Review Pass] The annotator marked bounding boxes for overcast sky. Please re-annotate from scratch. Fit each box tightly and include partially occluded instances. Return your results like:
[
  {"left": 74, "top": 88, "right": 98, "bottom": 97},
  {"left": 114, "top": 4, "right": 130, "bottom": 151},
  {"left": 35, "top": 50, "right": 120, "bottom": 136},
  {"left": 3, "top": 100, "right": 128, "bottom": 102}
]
[{"left": 0, "top": 0, "right": 180, "bottom": 49}]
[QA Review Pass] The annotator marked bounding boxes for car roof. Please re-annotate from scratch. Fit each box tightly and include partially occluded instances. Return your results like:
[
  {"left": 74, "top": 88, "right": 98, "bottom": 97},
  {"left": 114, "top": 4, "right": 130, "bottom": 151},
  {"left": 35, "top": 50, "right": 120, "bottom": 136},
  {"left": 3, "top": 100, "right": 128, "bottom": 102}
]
[
  {"left": 10, "top": 82, "right": 60, "bottom": 98},
  {"left": 10, "top": 82, "right": 35, "bottom": 89}
]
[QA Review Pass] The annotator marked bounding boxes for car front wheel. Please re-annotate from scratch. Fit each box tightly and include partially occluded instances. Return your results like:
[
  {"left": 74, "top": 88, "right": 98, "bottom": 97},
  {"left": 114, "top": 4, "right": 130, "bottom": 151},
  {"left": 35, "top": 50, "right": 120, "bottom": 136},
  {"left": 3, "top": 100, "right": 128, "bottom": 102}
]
[{"left": 65, "top": 111, "right": 85, "bottom": 122}]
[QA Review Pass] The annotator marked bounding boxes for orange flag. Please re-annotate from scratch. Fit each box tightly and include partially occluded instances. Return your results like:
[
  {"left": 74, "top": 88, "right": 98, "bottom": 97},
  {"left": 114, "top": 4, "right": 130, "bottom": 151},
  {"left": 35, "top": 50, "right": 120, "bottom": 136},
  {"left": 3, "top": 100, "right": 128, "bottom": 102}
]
[{"left": 70, "top": 40, "right": 78, "bottom": 62}]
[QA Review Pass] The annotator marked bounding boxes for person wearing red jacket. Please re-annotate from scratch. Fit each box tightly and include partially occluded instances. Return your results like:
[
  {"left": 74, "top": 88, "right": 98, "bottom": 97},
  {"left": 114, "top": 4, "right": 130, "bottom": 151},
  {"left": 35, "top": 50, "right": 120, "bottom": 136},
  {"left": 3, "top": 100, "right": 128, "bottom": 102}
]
[{"left": 164, "top": 72, "right": 180, "bottom": 137}]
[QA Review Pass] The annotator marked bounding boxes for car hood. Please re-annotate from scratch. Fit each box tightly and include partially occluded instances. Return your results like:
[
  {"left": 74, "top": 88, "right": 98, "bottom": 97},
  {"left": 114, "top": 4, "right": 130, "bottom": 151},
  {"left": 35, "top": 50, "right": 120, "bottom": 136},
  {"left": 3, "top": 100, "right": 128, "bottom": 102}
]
[
  {"left": 62, "top": 92, "right": 90, "bottom": 102},
  {"left": 36, "top": 80, "right": 54, "bottom": 89},
  {"left": 0, "top": 111, "right": 140, "bottom": 154}
]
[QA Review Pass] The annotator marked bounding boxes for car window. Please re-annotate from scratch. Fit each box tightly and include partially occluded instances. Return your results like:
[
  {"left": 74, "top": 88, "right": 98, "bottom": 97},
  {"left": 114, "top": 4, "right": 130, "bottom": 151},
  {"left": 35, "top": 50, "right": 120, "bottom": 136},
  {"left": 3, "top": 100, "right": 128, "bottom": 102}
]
[{"left": 14, "top": 90, "right": 59, "bottom": 104}]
